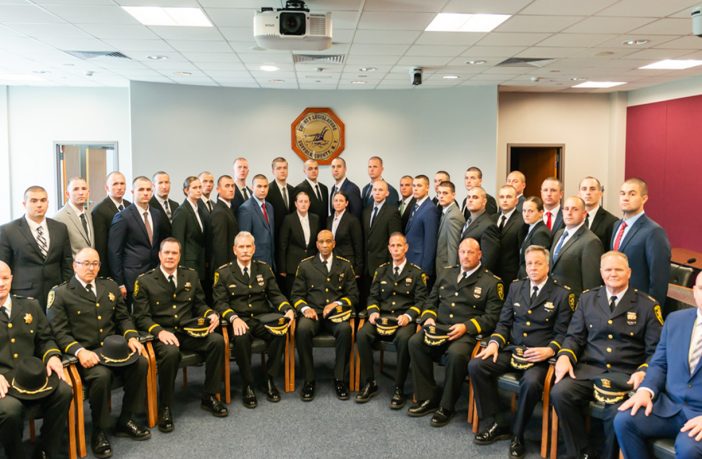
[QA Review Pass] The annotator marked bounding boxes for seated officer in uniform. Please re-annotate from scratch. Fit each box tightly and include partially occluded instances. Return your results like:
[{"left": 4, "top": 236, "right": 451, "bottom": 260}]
[
  {"left": 470, "top": 245, "right": 574, "bottom": 458},
  {"left": 291, "top": 229, "right": 359, "bottom": 401},
  {"left": 355, "top": 232, "right": 428, "bottom": 409},
  {"left": 0, "top": 261, "right": 72, "bottom": 459},
  {"left": 408, "top": 237, "right": 504, "bottom": 427},
  {"left": 212, "top": 231, "right": 294, "bottom": 409},
  {"left": 132, "top": 237, "right": 227, "bottom": 433},
  {"left": 48, "top": 248, "right": 150, "bottom": 459},
  {"left": 551, "top": 251, "right": 663, "bottom": 459}
]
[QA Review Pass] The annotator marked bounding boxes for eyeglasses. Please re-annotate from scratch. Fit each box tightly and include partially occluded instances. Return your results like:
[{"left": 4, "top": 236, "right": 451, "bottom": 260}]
[{"left": 75, "top": 261, "right": 101, "bottom": 268}]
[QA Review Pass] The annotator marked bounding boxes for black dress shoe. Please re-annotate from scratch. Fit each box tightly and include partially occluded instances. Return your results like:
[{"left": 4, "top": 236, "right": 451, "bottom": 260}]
[
  {"left": 334, "top": 379, "right": 349, "bottom": 400},
  {"left": 114, "top": 418, "right": 151, "bottom": 441},
  {"left": 265, "top": 378, "right": 281, "bottom": 403},
  {"left": 509, "top": 436, "right": 525, "bottom": 458},
  {"left": 407, "top": 399, "right": 439, "bottom": 417},
  {"left": 430, "top": 407, "right": 454, "bottom": 427},
  {"left": 91, "top": 430, "right": 112, "bottom": 459},
  {"left": 354, "top": 380, "right": 378, "bottom": 403},
  {"left": 389, "top": 386, "right": 406, "bottom": 410},
  {"left": 201, "top": 395, "right": 229, "bottom": 417},
  {"left": 301, "top": 381, "right": 315, "bottom": 401},
  {"left": 242, "top": 385, "right": 258, "bottom": 409},
  {"left": 474, "top": 421, "right": 511, "bottom": 445},
  {"left": 158, "top": 406, "right": 174, "bottom": 433}
]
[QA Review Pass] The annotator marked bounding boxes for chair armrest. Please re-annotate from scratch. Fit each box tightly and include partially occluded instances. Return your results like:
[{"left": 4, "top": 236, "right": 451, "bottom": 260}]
[
  {"left": 548, "top": 357, "right": 557, "bottom": 365},
  {"left": 357, "top": 310, "right": 368, "bottom": 319},
  {"left": 61, "top": 354, "right": 78, "bottom": 367},
  {"left": 138, "top": 332, "right": 154, "bottom": 343}
]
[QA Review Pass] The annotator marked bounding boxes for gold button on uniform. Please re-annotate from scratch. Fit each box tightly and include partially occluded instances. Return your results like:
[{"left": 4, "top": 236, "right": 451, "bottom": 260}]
[
  {"left": 527, "top": 310, "right": 532, "bottom": 315},
  {"left": 606, "top": 347, "right": 612, "bottom": 353},
  {"left": 13, "top": 353, "right": 18, "bottom": 359},
  {"left": 449, "top": 314, "right": 454, "bottom": 318},
  {"left": 607, "top": 320, "right": 613, "bottom": 324},
  {"left": 523, "top": 332, "right": 528, "bottom": 337},
  {"left": 606, "top": 363, "right": 612, "bottom": 369},
  {"left": 526, "top": 321, "right": 531, "bottom": 326},
  {"left": 608, "top": 334, "right": 613, "bottom": 339},
  {"left": 7, "top": 323, "right": 12, "bottom": 329},
  {"left": 173, "top": 305, "right": 177, "bottom": 309},
  {"left": 97, "top": 316, "right": 102, "bottom": 320},
  {"left": 10, "top": 338, "right": 15, "bottom": 343}
]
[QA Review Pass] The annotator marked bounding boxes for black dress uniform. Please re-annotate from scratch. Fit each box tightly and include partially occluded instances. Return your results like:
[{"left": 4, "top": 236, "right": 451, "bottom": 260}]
[
  {"left": 0, "top": 296, "right": 72, "bottom": 458},
  {"left": 409, "top": 266, "right": 504, "bottom": 412},
  {"left": 468, "top": 277, "right": 573, "bottom": 439},
  {"left": 357, "top": 261, "right": 428, "bottom": 388},
  {"left": 550, "top": 286, "right": 663, "bottom": 459},
  {"left": 212, "top": 260, "right": 291, "bottom": 387},
  {"left": 132, "top": 267, "right": 224, "bottom": 409},
  {"left": 48, "top": 276, "right": 148, "bottom": 432},
  {"left": 290, "top": 254, "right": 359, "bottom": 383}
]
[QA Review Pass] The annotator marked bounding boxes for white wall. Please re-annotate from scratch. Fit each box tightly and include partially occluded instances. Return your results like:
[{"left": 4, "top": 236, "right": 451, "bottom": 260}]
[
  {"left": 130, "top": 82, "right": 498, "bottom": 196},
  {"left": 628, "top": 74, "right": 702, "bottom": 107},
  {"left": 0, "top": 87, "right": 10, "bottom": 223},
  {"left": 4, "top": 87, "right": 131, "bottom": 219},
  {"left": 497, "top": 92, "right": 627, "bottom": 212}
]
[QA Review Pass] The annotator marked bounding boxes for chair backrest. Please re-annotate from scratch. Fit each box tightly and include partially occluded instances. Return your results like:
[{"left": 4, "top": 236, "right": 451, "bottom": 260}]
[
  {"left": 669, "top": 262, "right": 694, "bottom": 287},
  {"left": 665, "top": 282, "right": 695, "bottom": 318}
]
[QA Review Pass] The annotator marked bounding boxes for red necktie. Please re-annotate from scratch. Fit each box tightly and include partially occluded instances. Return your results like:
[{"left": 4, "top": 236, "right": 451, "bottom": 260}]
[
  {"left": 546, "top": 211, "right": 552, "bottom": 231},
  {"left": 261, "top": 203, "right": 269, "bottom": 225},
  {"left": 613, "top": 221, "right": 628, "bottom": 251}
]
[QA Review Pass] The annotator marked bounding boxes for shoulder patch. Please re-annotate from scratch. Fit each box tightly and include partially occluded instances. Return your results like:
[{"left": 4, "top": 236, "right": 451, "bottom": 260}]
[
  {"left": 47, "top": 290, "right": 55, "bottom": 308},
  {"left": 496, "top": 282, "right": 505, "bottom": 301},
  {"left": 653, "top": 304, "right": 663, "bottom": 326},
  {"left": 568, "top": 293, "right": 576, "bottom": 311}
]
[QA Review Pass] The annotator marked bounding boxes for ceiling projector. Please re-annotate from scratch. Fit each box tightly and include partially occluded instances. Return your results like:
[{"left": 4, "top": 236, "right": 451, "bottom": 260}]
[{"left": 254, "top": 1, "right": 332, "bottom": 51}]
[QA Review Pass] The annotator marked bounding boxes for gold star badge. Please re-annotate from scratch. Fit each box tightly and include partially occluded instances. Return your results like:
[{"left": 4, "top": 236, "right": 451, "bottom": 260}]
[
  {"left": 24, "top": 313, "right": 33, "bottom": 324},
  {"left": 108, "top": 292, "right": 116, "bottom": 302}
]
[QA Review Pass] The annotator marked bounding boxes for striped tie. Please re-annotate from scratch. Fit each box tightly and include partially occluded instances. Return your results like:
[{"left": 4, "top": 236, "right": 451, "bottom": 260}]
[
  {"left": 36, "top": 225, "right": 48, "bottom": 258},
  {"left": 689, "top": 322, "right": 702, "bottom": 373}
]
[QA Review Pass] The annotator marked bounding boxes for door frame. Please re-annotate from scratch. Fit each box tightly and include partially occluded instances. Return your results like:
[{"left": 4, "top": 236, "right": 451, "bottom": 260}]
[
  {"left": 54, "top": 141, "right": 119, "bottom": 210},
  {"left": 506, "top": 142, "right": 565, "bottom": 183}
]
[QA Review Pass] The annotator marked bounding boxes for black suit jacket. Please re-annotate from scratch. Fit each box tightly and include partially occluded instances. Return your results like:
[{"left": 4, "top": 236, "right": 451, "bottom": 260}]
[
  {"left": 589, "top": 206, "right": 618, "bottom": 250},
  {"left": 494, "top": 211, "right": 524, "bottom": 287},
  {"left": 0, "top": 217, "right": 73, "bottom": 310},
  {"left": 209, "top": 199, "right": 239, "bottom": 275},
  {"left": 545, "top": 208, "right": 564, "bottom": 239},
  {"left": 171, "top": 200, "right": 209, "bottom": 280},
  {"left": 550, "top": 225, "right": 604, "bottom": 295},
  {"left": 399, "top": 197, "right": 416, "bottom": 232},
  {"left": 362, "top": 202, "right": 402, "bottom": 277},
  {"left": 518, "top": 220, "right": 552, "bottom": 277},
  {"left": 149, "top": 196, "right": 179, "bottom": 233},
  {"left": 278, "top": 212, "right": 319, "bottom": 275},
  {"left": 91, "top": 197, "right": 131, "bottom": 277},
  {"left": 231, "top": 185, "right": 252, "bottom": 214},
  {"left": 460, "top": 212, "right": 501, "bottom": 272},
  {"left": 330, "top": 179, "right": 362, "bottom": 220},
  {"left": 295, "top": 180, "right": 329, "bottom": 229},
  {"left": 461, "top": 194, "right": 498, "bottom": 219},
  {"left": 328, "top": 211, "right": 363, "bottom": 274},
  {"left": 267, "top": 181, "right": 295, "bottom": 244}
]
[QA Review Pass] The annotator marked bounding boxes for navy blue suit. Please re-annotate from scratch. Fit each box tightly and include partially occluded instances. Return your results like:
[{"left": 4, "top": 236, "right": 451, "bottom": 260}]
[
  {"left": 611, "top": 214, "right": 671, "bottom": 304},
  {"left": 404, "top": 199, "right": 440, "bottom": 277},
  {"left": 330, "top": 179, "right": 362, "bottom": 221},
  {"left": 362, "top": 182, "right": 399, "bottom": 209},
  {"left": 238, "top": 197, "right": 275, "bottom": 268},
  {"left": 615, "top": 308, "right": 702, "bottom": 459}
]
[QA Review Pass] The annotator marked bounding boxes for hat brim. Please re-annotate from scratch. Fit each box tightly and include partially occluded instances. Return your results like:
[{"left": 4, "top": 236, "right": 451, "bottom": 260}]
[
  {"left": 183, "top": 326, "right": 210, "bottom": 338},
  {"left": 8, "top": 372, "right": 60, "bottom": 401},
  {"left": 97, "top": 349, "right": 140, "bottom": 367}
]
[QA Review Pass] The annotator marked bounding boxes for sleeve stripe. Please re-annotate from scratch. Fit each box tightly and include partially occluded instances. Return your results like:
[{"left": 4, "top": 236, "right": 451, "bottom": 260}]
[
  {"left": 203, "top": 309, "right": 213, "bottom": 317},
  {"left": 409, "top": 306, "right": 420, "bottom": 314},
  {"left": 294, "top": 299, "right": 307, "bottom": 308},
  {"left": 549, "top": 340, "right": 561, "bottom": 349},
  {"left": 278, "top": 302, "right": 291, "bottom": 311},
  {"left": 340, "top": 297, "right": 352, "bottom": 306},
  {"left": 470, "top": 318, "right": 482, "bottom": 334},
  {"left": 367, "top": 305, "right": 380, "bottom": 311},
  {"left": 421, "top": 310, "right": 437, "bottom": 317},
  {"left": 122, "top": 329, "right": 137, "bottom": 336},
  {"left": 147, "top": 324, "right": 160, "bottom": 333},
  {"left": 490, "top": 333, "right": 506, "bottom": 344},
  {"left": 222, "top": 309, "right": 234, "bottom": 318},
  {"left": 65, "top": 342, "right": 79, "bottom": 353},
  {"left": 638, "top": 363, "right": 648, "bottom": 369},
  {"left": 561, "top": 348, "right": 577, "bottom": 362},
  {"left": 42, "top": 348, "right": 60, "bottom": 362}
]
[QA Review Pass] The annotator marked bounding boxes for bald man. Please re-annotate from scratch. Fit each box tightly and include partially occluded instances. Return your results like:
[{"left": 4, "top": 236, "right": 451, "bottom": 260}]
[{"left": 295, "top": 159, "right": 329, "bottom": 229}]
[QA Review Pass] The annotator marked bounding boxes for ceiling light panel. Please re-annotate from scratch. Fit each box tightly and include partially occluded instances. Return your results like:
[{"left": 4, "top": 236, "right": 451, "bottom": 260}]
[
  {"left": 426, "top": 13, "right": 511, "bottom": 32},
  {"left": 122, "top": 7, "right": 213, "bottom": 27}
]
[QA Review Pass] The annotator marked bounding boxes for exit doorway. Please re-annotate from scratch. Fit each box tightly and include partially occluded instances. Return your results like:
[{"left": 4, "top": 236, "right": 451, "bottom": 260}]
[
  {"left": 54, "top": 142, "right": 119, "bottom": 211},
  {"left": 507, "top": 144, "right": 564, "bottom": 198}
]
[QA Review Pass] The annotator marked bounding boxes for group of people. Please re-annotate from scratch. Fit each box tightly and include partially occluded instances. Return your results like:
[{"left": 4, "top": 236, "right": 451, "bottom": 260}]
[{"left": 0, "top": 153, "right": 698, "bottom": 459}]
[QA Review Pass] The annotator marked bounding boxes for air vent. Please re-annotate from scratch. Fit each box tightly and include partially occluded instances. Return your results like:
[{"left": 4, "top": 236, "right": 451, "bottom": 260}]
[
  {"left": 64, "top": 51, "right": 131, "bottom": 60},
  {"left": 293, "top": 54, "right": 345, "bottom": 65},
  {"left": 497, "top": 57, "right": 555, "bottom": 68},
  {"left": 309, "top": 15, "right": 327, "bottom": 36}
]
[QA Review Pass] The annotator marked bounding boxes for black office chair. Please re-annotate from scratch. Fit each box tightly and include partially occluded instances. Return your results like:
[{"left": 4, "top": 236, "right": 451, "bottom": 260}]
[{"left": 665, "top": 262, "right": 695, "bottom": 316}]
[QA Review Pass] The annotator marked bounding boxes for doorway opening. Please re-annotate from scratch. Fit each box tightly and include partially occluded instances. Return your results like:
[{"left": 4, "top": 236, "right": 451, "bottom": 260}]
[
  {"left": 54, "top": 142, "right": 119, "bottom": 211},
  {"left": 507, "top": 144, "right": 564, "bottom": 198}
]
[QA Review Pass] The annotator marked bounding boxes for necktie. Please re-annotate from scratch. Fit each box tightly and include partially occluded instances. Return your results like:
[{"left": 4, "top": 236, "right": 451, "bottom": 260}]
[
  {"left": 163, "top": 200, "right": 171, "bottom": 220},
  {"left": 370, "top": 207, "right": 379, "bottom": 227},
  {"left": 242, "top": 188, "right": 249, "bottom": 200},
  {"left": 206, "top": 200, "right": 213, "bottom": 213},
  {"left": 407, "top": 203, "right": 419, "bottom": 226},
  {"left": 585, "top": 213, "right": 590, "bottom": 229},
  {"left": 546, "top": 211, "right": 553, "bottom": 231},
  {"left": 322, "top": 258, "right": 330, "bottom": 274},
  {"left": 689, "top": 322, "right": 702, "bottom": 372},
  {"left": 399, "top": 200, "right": 406, "bottom": 215},
  {"left": 168, "top": 275, "right": 176, "bottom": 292},
  {"left": 609, "top": 295, "right": 617, "bottom": 314},
  {"left": 458, "top": 271, "right": 468, "bottom": 283},
  {"left": 86, "top": 283, "right": 96, "bottom": 300},
  {"left": 35, "top": 225, "right": 48, "bottom": 258},
  {"left": 530, "top": 286, "right": 539, "bottom": 305},
  {"left": 462, "top": 216, "right": 472, "bottom": 236},
  {"left": 80, "top": 213, "right": 90, "bottom": 242},
  {"left": 118, "top": 203, "right": 125, "bottom": 212},
  {"left": 613, "top": 221, "right": 628, "bottom": 251},
  {"left": 143, "top": 211, "right": 153, "bottom": 245},
  {"left": 283, "top": 187, "right": 289, "bottom": 209},
  {"left": 243, "top": 266, "right": 250, "bottom": 283},
  {"left": 315, "top": 184, "right": 322, "bottom": 202},
  {"left": 261, "top": 203, "right": 270, "bottom": 225},
  {"left": 394, "top": 266, "right": 400, "bottom": 279},
  {"left": 0, "top": 306, "right": 8, "bottom": 319},
  {"left": 498, "top": 214, "right": 506, "bottom": 231},
  {"left": 552, "top": 231, "right": 569, "bottom": 261}
]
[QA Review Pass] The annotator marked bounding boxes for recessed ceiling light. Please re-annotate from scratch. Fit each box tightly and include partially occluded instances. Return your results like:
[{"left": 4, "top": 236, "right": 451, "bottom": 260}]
[
  {"left": 260, "top": 65, "right": 279, "bottom": 72},
  {"left": 357, "top": 74, "right": 368, "bottom": 78},
  {"left": 122, "top": 6, "right": 212, "bottom": 27},
  {"left": 426, "top": 13, "right": 510, "bottom": 32},
  {"left": 315, "top": 67, "right": 325, "bottom": 72},
  {"left": 466, "top": 59, "right": 487, "bottom": 65},
  {"left": 147, "top": 55, "right": 168, "bottom": 60},
  {"left": 359, "top": 67, "right": 376, "bottom": 72},
  {"left": 639, "top": 59, "right": 702, "bottom": 70},
  {"left": 442, "top": 75, "right": 460, "bottom": 79},
  {"left": 270, "top": 79, "right": 285, "bottom": 83},
  {"left": 351, "top": 80, "right": 366, "bottom": 85},
  {"left": 0, "top": 74, "right": 45, "bottom": 82},
  {"left": 623, "top": 39, "right": 649, "bottom": 46},
  {"left": 572, "top": 81, "right": 626, "bottom": 88},
  {"left": 174, "top": 71, "right": 192, "bottom": 77},
  {"left": 570, "top": 77, "right": 586, "bottom": 81}
]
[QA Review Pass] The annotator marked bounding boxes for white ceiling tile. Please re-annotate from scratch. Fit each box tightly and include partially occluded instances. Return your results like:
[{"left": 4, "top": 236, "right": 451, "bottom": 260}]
[
  {"left": 517, "top": 47, "right": 587, "bottom": 58},
  {"left": 414, "top": 31, "right": 484, "bottom": 46},
  {"left": 42, "top": 5, "right": 137, "bottom": 24},
  {"left": 180, "top": 51, "right": 240, "bottom": 62},
  {"left": 353, "top": 29, "right": 421, "bottom": 44},
  {"left": 653, "top": 35, "right": 702, "bottom": 48},
  {"left": 442, "top": 0, "right": 532, "bottom": 14},
  {"left": 327, "top": 11, "right": 360, "bottom": 29},
  {"left": 204, "top": 8, "right": 256, "bottom": 28},
  {"left": 363, "top": 0, "right": 445, "bottom": 13},
  {"left": 462, "top": 45, "right": 526, "bottom": 57},
  {"left": 0, "top": 5, "right": 66, "bottom": 23},
  {"left": 395, "top": 55, "right": 453, "bottom": 66},
  {"left": 349, "top": 43, "right": 409, "bottom": 55},
  {"left": 628, "top": 18, "right": 692, "bottom": 35},
  {"left": 496, "top": 15, "right": 584, "bottom": 33},
  {"left": 195, "top": 62, "right": 246, "bottom": 70},
  {"left": 344, "top": 54, "right": 399, "bottom": 65},
  {"left": 476, "top": 32, "right": 551, "bottom": 46},
  {"left": 520, "top": 0, "right": 618, "bottom": 16},
  {"left": 169, "top": 40, "right": 232, "bottom": 52},
  {"left": 357, "top": 12, "right": 435, "bottom": 30},
  {"left": 596, "top": 35, "right": 680, "bottom": 49},
  {"left": 564, "top": 16, "right": 655, "bottom": 34},
  {"left": 104, "top": 39, "right": 173, "bottom": 52},
  {"left": 597, "top": 0, "right": 700, "bottom": 18},
  {"left": 149, "top": 26, "right": 224, "bottom": 41},
  {"left": 404, "top": 44, "right": 467, "bottom": 57},
  {"left": 236, "top": 51, "right": 291, "bottom": 64},
  {"left": 77, "top": 23, "right": 158, "bottom": 40},
  {"left": 112, "top": 0, "right": 201, "bottom": 5},
  {"left": 535, "top": 33, "right": 615, "bottom": 47},
  {"left": 620, "top": 48, "right": 692, "bottom": 60},
  {"left": 47, "top": 37, "right": 113, "bottom": 51},
  {"left": 219, "top": 27, "right": 253, "bottom": 42}
]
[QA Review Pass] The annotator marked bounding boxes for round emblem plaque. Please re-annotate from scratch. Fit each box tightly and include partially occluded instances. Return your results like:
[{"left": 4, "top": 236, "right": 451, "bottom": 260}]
[{"left": 291, "top": 107, "right": 345, "bottom": 165}]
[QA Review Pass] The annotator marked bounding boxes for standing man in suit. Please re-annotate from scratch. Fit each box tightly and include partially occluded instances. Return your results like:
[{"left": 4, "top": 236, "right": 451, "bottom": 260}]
[
  {"left": 611, "top": 178, "right": 671, "bottom": 305},
  {"left": 198, "top": 171, "right": 216, "bottom": 213},
  {"left": 460, "top": 186, "right": 501, "bottom": 272},
  {"left": 431, "top": 171, "right": 450, "bottom": 206},
  {"left": 506, "top": 171, "right": 527, "bottom": 212},
  {"left": 579, "top": 176, "right": 618, "bottom": 249},
  {"left": 551, "top": 251, "right": 663, "bottom": 459},
  {"left": 462, "top": 166, "right": 497, "bottom": 217},
  {"left": 550, "top": 196, "right": 604, "bottom": 296},
  {"left": 278, "top": 191, "right": 319, "bottom": 294},
  {"left": 435, "top": 181, "right": 465, "bottom": 280},
  {"left": 398, "top": 175, "right": 415, "bottom": 231},
  {"left": 231, "top": 157, "right": 252, "bottom": 213},
  {"left": 295, "top": 159, "right": 328, "bottom": 229},
  {"left": 541, "top": 177, "right": 564, "bottom": 238},
  {"left": 362, "top": 156, "right": 399, "bottom": 208},
  {"left": 615, "top": 271, "right": 702, "bottom": 459},
  {"left": 54, "top": 176, "right": 95, "bottom": 256},
  {"left": 494, "top": 184, "right": 525, "bottom": 288},
  {"left": 171, "top": 176, "right": 209, "bottom": 285},
  {"left": 518, "top": 196, "right": 551, "bottom": 277},
  {"left": 150, "top": 171, "right": 179, "bottom": 231},
  {"left": 108, "top": 176, "right": 169, "bottom": 299},
  {"left": 0, "top": 186, "right": 72, "bottom": 311},
  {"left": 209, "top": 175, "right": 239, "bottom": 276},
  {"left": 92, "top": 171, "right": 131, "bottom": 278},
  {"left": 404, "top": 175, "right": 441, "bottom": 279},
  {"left": 238, "top": 174, "right": 276, "bottom": 268},
  {"left": 267, "top": 157, "right": 295, "bottom": 256},
  {"left": 330, "top": 157, "right": 362, "bottom": 220}
]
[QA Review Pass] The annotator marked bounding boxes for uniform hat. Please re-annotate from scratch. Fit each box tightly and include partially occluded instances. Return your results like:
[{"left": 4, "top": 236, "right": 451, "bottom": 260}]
[
  {"left": 423, "top": 324, "right": 451, "bottom": 346},
  {"left": 510, "top": 345, "right": 534, "bottom": 370},
  {"left": 7, "top": 357, "right": 59, "bottom": 401},
  {"left": 375, "top": 316, "right": 399, "bottom": 336},
  {"left": 257, "top": 313, "right": 291, "bottom": 336},
  {"left": 327, "top": 304, "right": 352, "bottom": 323},
  {"left": 593, "top": 373, "right": 632, "bottom": 405},
  {"left": 96, "top": 335, "right": 140, "bottom": 367},
  {"left": 182, "top": 317, "right": 210, "bottom": 338}
]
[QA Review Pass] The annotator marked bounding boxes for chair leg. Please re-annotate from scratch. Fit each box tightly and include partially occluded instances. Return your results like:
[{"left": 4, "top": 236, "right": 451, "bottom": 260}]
[
  {"left": 182, "top": 367, "right": 188, "bottom": 389},
  {"left": 541, "top": 364, "right": 556, "bottom": 459},
  {"left": 467, "top": 378, "right": 474, "bottom": 424},
  {"left": 379, "top": 348, "right": 384, "bottom": 375},
  {"left": 143, "top": 345, "right": 158, "bottom": 428},
  {"left": 285, "top": 320, "right": 296, "bottom": 393},
  {"left": 349, "top": 318, "right": 356, "bottom": 392},
  {"left": 68, "top": 365, "right": 86, "bottom": 458},
  {"left": 511, "top": 393, "right": 518, "bottom": 413},
  {"left": 550, "top": 407, "right": 558, "bottom": 459},
  {"left": 29, "top": 418, "right": 36, "bottom": 441},
  {"left": 471, "top": 388, "right": 480, "bottom": 433},
  {"left": 221, "top": 326, "right": 232, "bottom": 404}
]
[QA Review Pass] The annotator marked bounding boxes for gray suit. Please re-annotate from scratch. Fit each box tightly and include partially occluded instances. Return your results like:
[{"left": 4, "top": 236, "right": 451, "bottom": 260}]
[
  {"left": 435, "top": 203, "right": 465, "bottom": 280},
  {"left": 54, "top": 203, "right": 94, "bottom": 256},
  {"left": 550, "top": 224, "right": 603, "bottom": 296}
]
